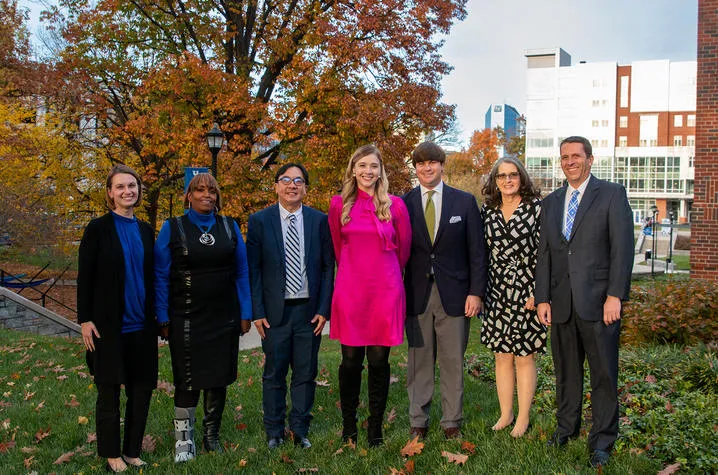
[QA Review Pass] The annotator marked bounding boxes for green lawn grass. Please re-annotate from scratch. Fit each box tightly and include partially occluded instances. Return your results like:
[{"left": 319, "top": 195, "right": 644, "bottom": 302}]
[{"left": 0, "top": 326, "right": 672, "bottom": 474}]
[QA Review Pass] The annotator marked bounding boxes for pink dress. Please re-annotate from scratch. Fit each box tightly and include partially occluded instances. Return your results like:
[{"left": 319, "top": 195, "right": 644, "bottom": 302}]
[{"left": 328, "top": 191, "right": 412, "bottom": 347}]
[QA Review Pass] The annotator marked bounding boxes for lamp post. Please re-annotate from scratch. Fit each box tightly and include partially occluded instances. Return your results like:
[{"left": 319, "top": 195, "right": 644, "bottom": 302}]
[
  {"left": 650, "top": 205, "right": 659, "bottom": 277},
  {"left": 206, "top": 123, "right": 224, "bottom": 178},
  {"left": 666, "top": 210, "right": 675, "bottom": 274}
]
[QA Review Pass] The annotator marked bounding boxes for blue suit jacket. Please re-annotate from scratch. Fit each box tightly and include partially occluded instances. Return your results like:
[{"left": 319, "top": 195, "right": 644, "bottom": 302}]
[
  {"left": 535, "top": 175, "right": 634, "bottom": 323},
  {"left": 403, "top": 184, "right": 488, "bottom": 317},
  {"left": 246, "top": 204, "right": 334, "bottom": 326}
]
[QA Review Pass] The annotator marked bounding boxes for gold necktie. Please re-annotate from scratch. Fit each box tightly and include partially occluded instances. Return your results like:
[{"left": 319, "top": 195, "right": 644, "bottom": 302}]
[{"left": 425, "top": 190, "right": 436, "bottom": 244}]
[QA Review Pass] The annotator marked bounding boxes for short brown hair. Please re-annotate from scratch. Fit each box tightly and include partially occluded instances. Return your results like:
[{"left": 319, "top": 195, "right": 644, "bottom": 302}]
[
  {"left": 184, "top": 173, "right": 223, "bottom": 212},
  {"left": 105, "top": 164, "right": 142, "bottom": 210},
  {"left": 411, "top": 141, "right": 446, "bottom": 167}
]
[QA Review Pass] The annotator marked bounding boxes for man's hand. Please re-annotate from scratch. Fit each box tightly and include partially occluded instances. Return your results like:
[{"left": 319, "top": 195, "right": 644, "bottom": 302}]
[
  {"left": 240, "top": 319, "right": 251, "bottom": 335},
  {"left": 254, "top": 318, "right": 270, "bottom": 339},
  {"left": 465, "top": 295, "right": 482, "bottom": 318},
  {"left": 603, "top": 296, "right": 622, "bottom": 325},
  {"left": 81, "top": 321, "right": 100, "bottom": 352},
  {"left": 159, "top": 325, "right": 169, "bottom": 340},
  {"left": 537, "top": 303, "right": 552, "bottom": 326},
  {"left": 311, "top": 314, "right": 327, "bottom": 336}
]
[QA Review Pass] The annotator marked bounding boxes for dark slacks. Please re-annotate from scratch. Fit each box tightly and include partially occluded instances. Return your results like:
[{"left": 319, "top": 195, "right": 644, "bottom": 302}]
[
  {"left": 95, "top": 331, "right": 153, "bottom": 459},
  {"left": 551, "top": 305, "right": 620, "bottom": 451},
  {"left": 261, "top": 298, "right": 321, "bottom": 438}
]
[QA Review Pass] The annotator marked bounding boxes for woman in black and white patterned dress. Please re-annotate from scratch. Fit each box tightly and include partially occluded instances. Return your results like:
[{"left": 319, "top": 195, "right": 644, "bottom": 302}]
[{"left": 480, "top": 157, "right": 545, "bottom": 438}]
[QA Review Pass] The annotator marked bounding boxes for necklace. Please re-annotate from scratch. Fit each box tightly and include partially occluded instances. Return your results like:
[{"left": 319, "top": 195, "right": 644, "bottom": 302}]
[{"left": 198, "top": 224, "right": 215, "bottom": 246}]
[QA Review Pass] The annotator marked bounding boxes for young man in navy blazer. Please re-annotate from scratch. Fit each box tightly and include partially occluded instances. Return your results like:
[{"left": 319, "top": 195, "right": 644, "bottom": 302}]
[
  {"left": 536, "top": 136, "right": 633, "bottom": 468},
  {"left": 246, "top": 163, "right": 334, "bottom": 450},
  {"left": 402, "top": 141, "right": 488, "bottom": 440}
]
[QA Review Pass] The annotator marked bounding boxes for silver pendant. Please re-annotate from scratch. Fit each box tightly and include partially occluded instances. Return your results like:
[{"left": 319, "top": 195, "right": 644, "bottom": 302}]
[{"left": 199, "top": 232, "right": 215, "bottom": 246}]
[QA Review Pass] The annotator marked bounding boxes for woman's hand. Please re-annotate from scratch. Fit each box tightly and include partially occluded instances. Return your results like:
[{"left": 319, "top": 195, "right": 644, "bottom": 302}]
[
  {"left": 524, "top": 296, "right": 535, "bottom": 311},
  {"left": 240, "top": 319, "right": 251, "bottom": 335},
  {"left": 81, "top": 322, "right": 100, "bottom": 352}
]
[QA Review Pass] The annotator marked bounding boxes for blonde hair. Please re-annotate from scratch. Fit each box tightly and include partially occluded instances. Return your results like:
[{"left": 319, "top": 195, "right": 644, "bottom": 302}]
[
  {"left": 184, "top": 173, "right": 223, "bottom": 212},
  {"left": 340, "top": 144, "right": 392, "bottom": 225}
]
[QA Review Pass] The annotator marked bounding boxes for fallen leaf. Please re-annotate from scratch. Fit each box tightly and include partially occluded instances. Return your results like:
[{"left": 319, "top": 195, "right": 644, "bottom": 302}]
[
  {"left": 389, "top": 469, "right": 404, "bottom": 475},
  {"left": 53, "top": 450, "right": 74, "bottom": 464},
  {"left": 23, "top": 391, "right": 36, "bottom": 401},
  {"left": 389, "top": 375, "right": 399, "bottom": 384},
  {"left": 87, "top": 433, "right": 97, "bottom": 444},
  {"left": 65, "top": 396, "right": 80, "bottom": 408},
  {"left": 404, "top": 459, "right": 415, "bottom": 473},
  {"left": 156, "top": 380, "right": 174, "bottom": 396},
  {"left": 24, "top": 456, "right": 34, "bottom": 468},
  {"left": 333, "top": 447, "right": 344, "bottom": 455},
  {"left": 236, "top": 423, "right": 247, "bottom": 430},
  {"left": 247, "top": 447, "right": 256, "bottom": 453},
  {"left": 461, "top": 440, "right": 476, "bottom": 454},
  {"left": 386, "top": 407, "right": 397, "bottom": 423},
  {"left": 358, "top": 448, "right": 368, "bottom": 457},
  {"left": 239, "top": 458, "right": 248, "bottom": 466},
  {"left": 658, "top": 462, "right": 681, "bottom": 475},
  {"left": 0, "top": 401, "right": 10, "bottom": 408},
  {"left": 281, "top": 454, "right": 294, "bottom": 464},
  {"left": 315, "top": 379, "right": 330, "bottom": 387},
  {"left": 142, "top": 434, "right": 156, "bottom": 453},
  {"left": 78, "top": 416, "right": 89, "bottom": 425},
  {"left": 34, "top": 400, "right": 45, "bottom": 412},
  {"left": 665, "top": 400, "right": 674, "bottom": 413},
  {"left": 298, "top": 468, "right": 318, "bottom": 472},
  {"left": 77, "top": 372, "right": 88, "bottom": 379},
  {"left": 20, "top": 446, "right": 37, "bottom": 453},
  {"left": 0, "top": 440, "right": 16, "bottom": 453},
  {"left": 1, "top": 419, "right": 9, "bottom": 429},
  {"left": 645, "top": 374, "right": 657, "bottom": 383},
  {"left": 246, "top": 376, "right": 254, "bottom": 386},
  {"left": 57, "top": 375, "right": 68, "bottom": 381},
  {"left": 34, "top": 427, "right": 51, "bottom": 443},
  {"left": 400, "top": 436, "right": 424, "bottom": 457},
  {"left": 442, "top": 450, "right": 468, "bottom": 465}
]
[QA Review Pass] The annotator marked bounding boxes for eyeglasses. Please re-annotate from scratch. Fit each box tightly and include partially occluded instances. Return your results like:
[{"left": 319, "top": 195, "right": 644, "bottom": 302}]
[
  {"left": 496, "top": 172, "right": 520, "bottom": 182},
  {"left": 277, "top": 176, "right": 305, "bottom": 186}
]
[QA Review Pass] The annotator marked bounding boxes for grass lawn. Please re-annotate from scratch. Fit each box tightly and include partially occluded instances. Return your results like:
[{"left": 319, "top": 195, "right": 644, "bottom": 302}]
[{"left": 0, "top": 326, "right": 675, "bottom": 474}]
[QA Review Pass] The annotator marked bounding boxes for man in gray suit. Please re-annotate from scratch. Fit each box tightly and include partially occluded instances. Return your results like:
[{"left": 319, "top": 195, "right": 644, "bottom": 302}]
[{"left": 536, "top": 136, "right": 634, "bottom": 468}]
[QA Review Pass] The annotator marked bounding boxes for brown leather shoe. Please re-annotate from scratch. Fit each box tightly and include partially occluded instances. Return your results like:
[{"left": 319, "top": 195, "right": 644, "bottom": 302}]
[
  {"left": 409, "top": 426, "right": 427, "bottom": 439},
  {"left": 443, "top": 427, "right": 461, "bottom": 439}
]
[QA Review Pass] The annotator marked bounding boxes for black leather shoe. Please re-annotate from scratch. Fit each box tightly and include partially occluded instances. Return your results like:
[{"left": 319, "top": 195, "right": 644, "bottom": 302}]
[
  {"left": 267, "top": 436, "right": 284, "bottom": 449},
  {"left": 293, "top": 435, "right": 312, "bottom": 449},
  {"left": 590, "top": 449, "right": 611, "bottom": 468},
  {"left": 547, "top": 431, "right": 571, "bottom": 447}
]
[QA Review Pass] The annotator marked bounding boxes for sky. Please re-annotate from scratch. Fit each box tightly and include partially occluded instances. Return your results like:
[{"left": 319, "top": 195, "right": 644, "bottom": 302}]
[
  {"left": 19, "top": 0, "right": 699, "bottom": 148},
  {"left": 441, "top": 0, "right": 699, "bottom": 147}
]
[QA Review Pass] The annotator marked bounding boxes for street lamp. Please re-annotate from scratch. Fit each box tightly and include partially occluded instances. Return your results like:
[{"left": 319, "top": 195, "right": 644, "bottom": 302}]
[
  {"left": 666, "top": 210, "right": 675, "bottom": 274},
  {"left": 206, "top": 123, "right": 224, "bottom": 178},
  {"left": 650, "top": 205, "right": 659, "bottom": 278}
]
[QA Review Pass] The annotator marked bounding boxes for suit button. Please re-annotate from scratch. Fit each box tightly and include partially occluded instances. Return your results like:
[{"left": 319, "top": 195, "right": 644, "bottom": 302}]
[
  {"left": 568, "top": 250, "right": 573, "bottom": 255},
  {"left": 430, "top": 253, "right": 435, "bottom": 259}
]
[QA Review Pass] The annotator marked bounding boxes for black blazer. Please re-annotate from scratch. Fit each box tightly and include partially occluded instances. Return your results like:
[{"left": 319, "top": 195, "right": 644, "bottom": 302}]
[
  {"left": 77, "top": 212, "right": 157, "bottom": 385},
  {"left": 246, "top": 204, "right": 334, "bottom": 326},
  {"left": 403, "top": 184, "right": 488, "bottom": 317},
  {"left": 535, "top": 176, "right": 634, "bottom": 323}
]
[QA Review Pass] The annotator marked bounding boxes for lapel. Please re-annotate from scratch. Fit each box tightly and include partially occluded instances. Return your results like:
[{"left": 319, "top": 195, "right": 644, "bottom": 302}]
[
  {"left": 301, "top": 206, "right": 313, "bottom": 266},
  {"left": 268, "top": 205, "right": 285, "bottom": 261},
  {"left": 433, "top": 183, "right": 451, "bottom": 246},
  {"left": 568, "top": 175, "right": 600, "bottom": 241},
  {"left": 410, "top": 187, "right": 433, "bottom": 247},
  {"left": 554, "top": 186, "right": 568, "bottom": 242}
]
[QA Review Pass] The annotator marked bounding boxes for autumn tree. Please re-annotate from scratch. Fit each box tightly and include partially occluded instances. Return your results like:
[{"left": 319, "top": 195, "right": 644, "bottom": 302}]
[
  {"left": 40, "top": 0, "right": 467, "bottom": 230},
  {"left": 504, "top": 115, "right": 526, "bottom": 161}
]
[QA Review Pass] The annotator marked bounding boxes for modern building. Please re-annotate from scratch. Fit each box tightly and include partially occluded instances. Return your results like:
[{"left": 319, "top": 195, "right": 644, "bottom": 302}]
[
  {"left": 485, "top": 103, "right": 521, "bottom": 157},
  {"left": 524, "top": 47, "right": 695, "bottom": 224}
]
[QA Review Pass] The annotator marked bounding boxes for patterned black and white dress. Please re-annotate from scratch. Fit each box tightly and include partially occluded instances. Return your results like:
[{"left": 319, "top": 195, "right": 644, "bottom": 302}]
[{"left": 480, "top": 198, "right": 546, "bottom": 356}]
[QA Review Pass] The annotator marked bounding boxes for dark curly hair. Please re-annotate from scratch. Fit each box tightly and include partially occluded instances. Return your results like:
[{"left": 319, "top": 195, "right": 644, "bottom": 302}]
[{"left": 481, "top": 157, "right": 540, "bottom": 208}]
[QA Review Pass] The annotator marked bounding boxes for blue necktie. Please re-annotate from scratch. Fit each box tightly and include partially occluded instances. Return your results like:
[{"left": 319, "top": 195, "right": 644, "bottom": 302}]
[
  {"left": 564, "top": 190, "right": 579, "bottom": 240},
  {"left": 285, "top": 215, "right": 302, "bottom": 294}
]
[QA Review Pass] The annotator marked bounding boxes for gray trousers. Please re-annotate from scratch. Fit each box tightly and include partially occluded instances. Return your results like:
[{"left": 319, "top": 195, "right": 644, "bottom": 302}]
[{"left": 406, "top": 282, "right": 470, "bottom": 429}]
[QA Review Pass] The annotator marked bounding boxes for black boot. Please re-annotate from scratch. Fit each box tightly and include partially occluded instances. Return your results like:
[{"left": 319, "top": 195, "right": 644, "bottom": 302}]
[
  {"left": 338, "top": 364, "right": 362, "bottom": 443},
  {"left": 202, "top": 388, "right": 226, "bottom": 453},
  {"left": 367, "top": 362, "right": 390, "bottom": 447}
]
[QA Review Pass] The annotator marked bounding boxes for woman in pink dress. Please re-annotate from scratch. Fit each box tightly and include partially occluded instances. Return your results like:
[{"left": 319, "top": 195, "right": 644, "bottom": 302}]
[{"left": 329, "top": 144, "right": 411, "bottom": 447}]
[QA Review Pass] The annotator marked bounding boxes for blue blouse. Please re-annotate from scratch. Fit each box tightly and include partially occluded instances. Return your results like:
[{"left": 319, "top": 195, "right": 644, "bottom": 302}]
[
  {"left": 154, "top": 209, "right": 252, "bottom": 323},
  {"left": 111, "top": 212, "right": 146, "bottom": 334}
]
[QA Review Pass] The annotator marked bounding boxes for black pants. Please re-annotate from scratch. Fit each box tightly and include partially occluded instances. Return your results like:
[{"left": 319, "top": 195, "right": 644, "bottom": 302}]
[{"left": 95, "top": 331, "right": 153, "bottom": 459}]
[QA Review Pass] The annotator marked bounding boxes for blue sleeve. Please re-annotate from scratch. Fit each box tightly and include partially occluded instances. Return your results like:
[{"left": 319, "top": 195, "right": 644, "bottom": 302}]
[
  {"left": 234, "top": 221, "right": 253, "bottom": 320},
  {"left": 154, "top": 220, "right": 172, "bottom": 323}
]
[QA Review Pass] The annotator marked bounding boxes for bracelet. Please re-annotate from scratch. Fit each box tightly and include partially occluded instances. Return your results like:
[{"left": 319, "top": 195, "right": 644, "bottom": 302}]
[{"left": 158, "top": 320, "right": 170, "bottom": 328}]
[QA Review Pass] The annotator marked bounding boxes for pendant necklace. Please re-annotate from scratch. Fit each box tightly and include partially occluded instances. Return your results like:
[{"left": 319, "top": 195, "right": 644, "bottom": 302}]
[{"left": 198, "top": 224, "right": 215, "bottom": 246}]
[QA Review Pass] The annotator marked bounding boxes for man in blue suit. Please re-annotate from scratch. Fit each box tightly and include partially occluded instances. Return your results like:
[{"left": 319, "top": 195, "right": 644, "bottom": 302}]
[
  {"left": 246, "top": 163, "right": 334, "bottom": 450},
  {"left": 536, "top": 136, "right": 634, "bottom": 468},
  {"left": 403, "top": 141, "right": 488, "bottom": 440}
]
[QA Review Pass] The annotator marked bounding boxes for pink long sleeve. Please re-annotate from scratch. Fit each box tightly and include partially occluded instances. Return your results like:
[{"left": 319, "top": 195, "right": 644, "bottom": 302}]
[{"left": 328, "top": 195, "right": 343, "bottom": 264}]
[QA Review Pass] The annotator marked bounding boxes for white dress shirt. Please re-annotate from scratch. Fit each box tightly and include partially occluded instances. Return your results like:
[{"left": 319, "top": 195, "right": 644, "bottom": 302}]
[{"left": 279, "top": 203, "right": 309, "bottom": 299}]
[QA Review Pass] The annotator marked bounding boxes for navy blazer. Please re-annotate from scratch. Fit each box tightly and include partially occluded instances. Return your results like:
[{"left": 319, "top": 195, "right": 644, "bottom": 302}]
[
  {"left": 535, "top": 175, "right": 634, "bottom": 323},
  {"left": 246, "top": 204, "right": 334, "bottom": 326},
  {"left": 403, "top": 184, "right": 488, "bottom": 317}
]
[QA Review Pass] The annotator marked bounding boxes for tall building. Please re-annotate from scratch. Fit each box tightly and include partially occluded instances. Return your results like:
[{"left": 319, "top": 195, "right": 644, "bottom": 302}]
[
  {"left": 485, "top": 103, "right": 520, "bottom": 157},
  {"left": 524, "top": 47, "right": 695, "bottom": 224}
]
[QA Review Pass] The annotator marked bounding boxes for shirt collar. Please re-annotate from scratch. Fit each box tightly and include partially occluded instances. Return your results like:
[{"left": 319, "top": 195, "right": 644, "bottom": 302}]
[
  {"left": 420, "top": 180, "right": 444, "bottom": 197},
  {"left": 278, "top": 203, "right": 302, "bottom": 220},
  {"left": 568, "top": 174, "right": 591, "bottom": 195}
]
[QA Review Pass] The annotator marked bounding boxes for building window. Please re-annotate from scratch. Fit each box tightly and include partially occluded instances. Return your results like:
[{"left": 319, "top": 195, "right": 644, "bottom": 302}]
[
  {"left": 689, "top": 156, "right": 694, "bottom": 167},
  {"left": 592, "top": 120, "right": 599, "bottom": 127},
  {"left": 673, "top": 136, "right": 683, "bottom": 146},
  {"left": 619, "top": 136, "right": 628, "bottom": 147},
  {"left": 639, "top": 114, "right": 658, "bottom": 148},
  {"left": 592, "top": 99, "right": 600, "bottom": 107},
  {"left": 619, "top": 116, "right": 628, "bottom": 128},
  {"left": 674, "top": 115, "right": 683, "bottom": 127},
  {"left": 687, "top": 135, "right": 695, "bottom": 146},
  {"left": 620, "top": 76, "right": 629, "bottom": 108},
  {"left": 600, "top": 139, "right": 608, "bottom": 147},
  {"left": 601, "top": 120, "right": 609, "bottom": 127},
  {"left": 687, "top": 114, "right": 696, "bottom": 127},
  {"left": 591, "top": 139, "right": 599, "bottom": 148}
]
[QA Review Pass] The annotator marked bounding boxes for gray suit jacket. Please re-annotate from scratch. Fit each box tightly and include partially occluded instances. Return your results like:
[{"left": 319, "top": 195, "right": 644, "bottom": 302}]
[{"left": 535, "top": 175, "right": 634, "bottom": 323}]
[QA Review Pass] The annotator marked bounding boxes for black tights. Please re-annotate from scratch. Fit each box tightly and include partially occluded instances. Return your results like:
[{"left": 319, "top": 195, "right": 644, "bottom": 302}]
[{"left": 340, "top": 345, "right": 390, "bottom": 370}]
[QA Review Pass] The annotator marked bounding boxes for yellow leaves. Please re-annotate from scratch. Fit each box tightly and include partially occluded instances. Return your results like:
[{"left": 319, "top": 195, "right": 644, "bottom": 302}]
[{"left": 77, "top": 416, "right": 89, "bottom": 425}]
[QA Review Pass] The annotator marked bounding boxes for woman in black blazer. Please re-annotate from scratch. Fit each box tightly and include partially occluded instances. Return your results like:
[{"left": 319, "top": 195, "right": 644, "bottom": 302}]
[{"left": 78, "top": 164, "right": 158, "bottom": 473}]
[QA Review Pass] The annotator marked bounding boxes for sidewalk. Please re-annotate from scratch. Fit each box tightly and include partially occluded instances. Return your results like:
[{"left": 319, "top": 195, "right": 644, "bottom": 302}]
[{"left": 238, "top": 322, "right": 330, "bottom": 351}]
